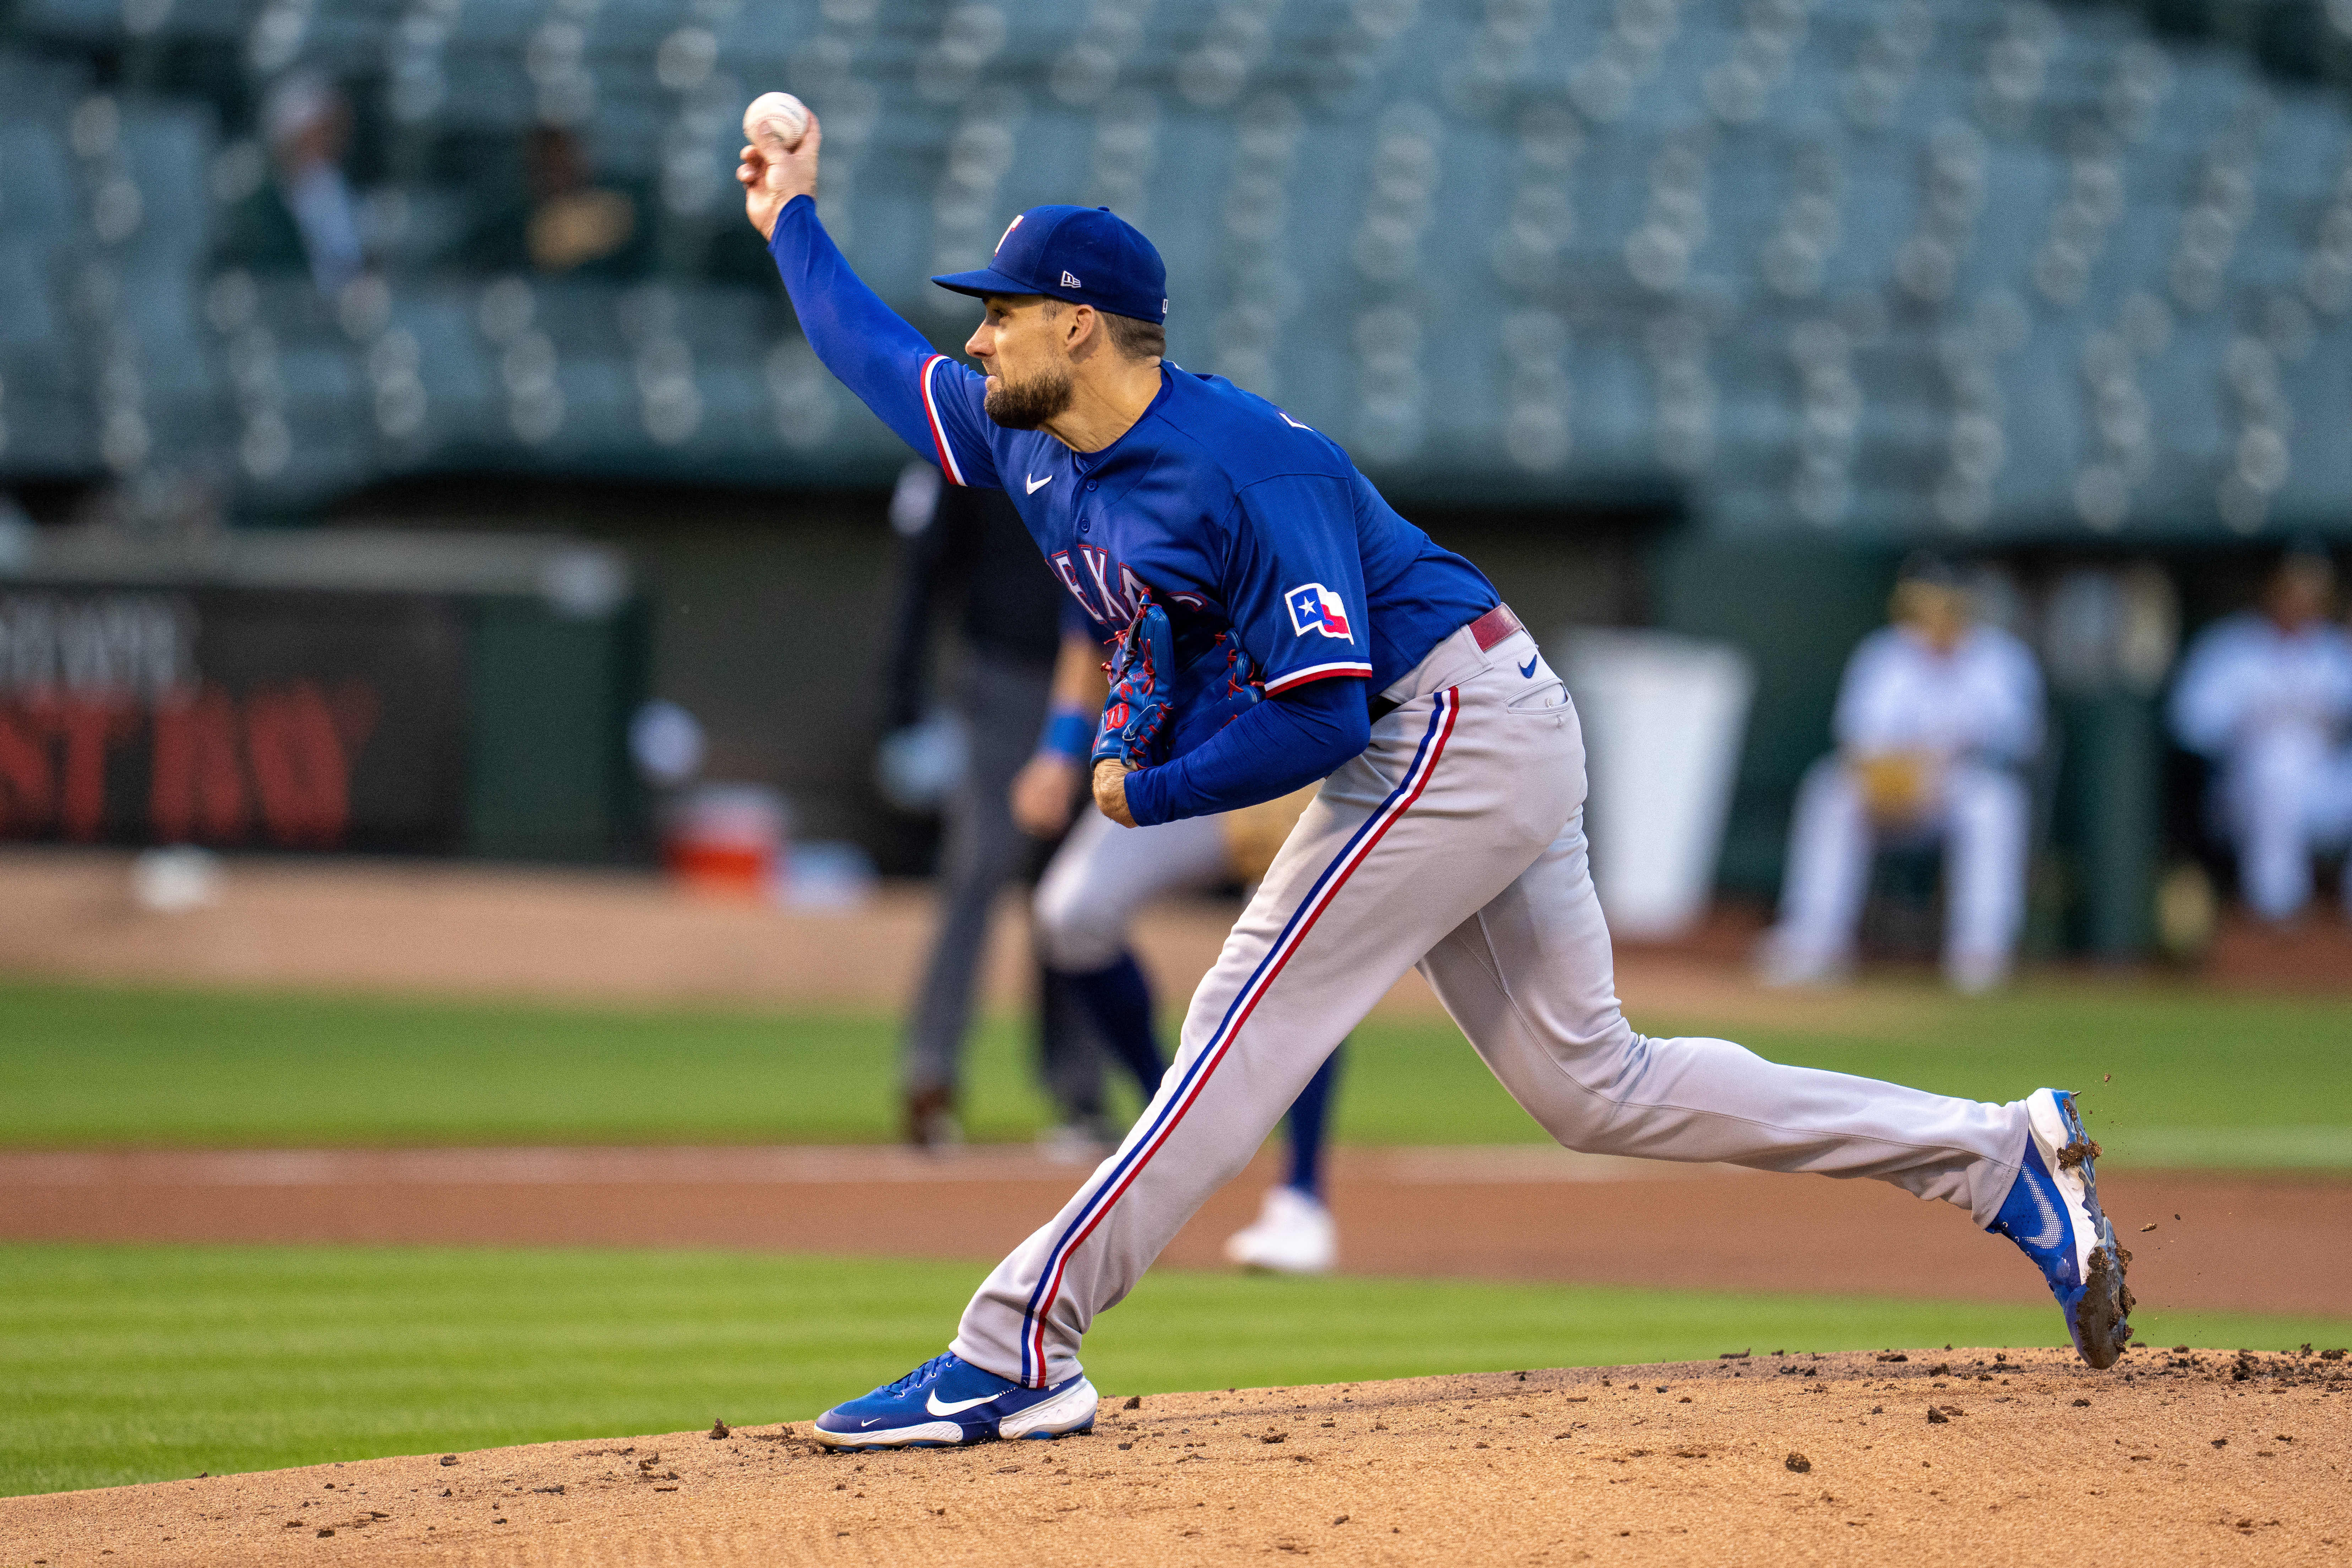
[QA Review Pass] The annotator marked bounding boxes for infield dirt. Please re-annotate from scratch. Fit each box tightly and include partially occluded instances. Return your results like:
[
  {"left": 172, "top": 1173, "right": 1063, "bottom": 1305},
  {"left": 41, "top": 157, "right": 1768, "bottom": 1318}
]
[
  {"left": 4, "top": 1145, "right": 2345, "bottom": 1317},
  {"left": 4, "top": 1347, "right": 2345, "bottom": 1566}
]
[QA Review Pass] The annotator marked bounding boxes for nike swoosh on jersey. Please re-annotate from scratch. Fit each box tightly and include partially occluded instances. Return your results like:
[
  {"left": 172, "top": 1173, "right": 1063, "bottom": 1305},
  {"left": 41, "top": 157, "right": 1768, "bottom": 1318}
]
[
  {"left": 925, "top": 1390, "right": 1001, "bottom": 1416},
  {"left": 1026, "top": 472, "right": 1053, "bottom": 494},
  {"left": 1518, "top": 655, "right": 1539, "bottom": 678}
]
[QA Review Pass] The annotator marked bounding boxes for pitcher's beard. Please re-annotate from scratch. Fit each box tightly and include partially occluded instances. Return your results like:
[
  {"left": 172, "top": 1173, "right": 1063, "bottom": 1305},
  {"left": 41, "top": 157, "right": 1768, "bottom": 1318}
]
[{"left": 984, "top": 365, "right": 1075, "bottom": 430}]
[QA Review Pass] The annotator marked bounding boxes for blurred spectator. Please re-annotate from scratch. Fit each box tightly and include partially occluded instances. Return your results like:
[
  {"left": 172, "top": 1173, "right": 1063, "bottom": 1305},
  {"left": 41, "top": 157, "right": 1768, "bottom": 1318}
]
[
  {"left": 879, "top": 461, "right": 1116, "bottom": 1151},
  {"left": 218, "top": 72, "right": 365, "bottom": 295},
  {"left": 466, "top": 125, "right": 648, "bottom": 278},
  {"left": 1761, "top": 557, "right": 2045, "bottom": 993},
  {"left": 2168, "top": 550, "right": 2352, "bottom": 924}
]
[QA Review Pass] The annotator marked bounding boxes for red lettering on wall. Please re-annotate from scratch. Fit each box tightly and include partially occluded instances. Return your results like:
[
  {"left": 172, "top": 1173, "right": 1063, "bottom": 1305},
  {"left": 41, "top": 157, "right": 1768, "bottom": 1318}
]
[
  {"left": 0, "top": 679, "right": 378, "bottom": 848},
  {"left": 244, "top": 682, "right": 351, "bottom": 848},
  {"left": 0, "top": 709, "right": 51, "bottom": 831},
  {"left": 151, "top": 685, "right": 250, "bottom": 843},
  {"left": 43, "top": 696, "right": 137, "bottom": 842}
]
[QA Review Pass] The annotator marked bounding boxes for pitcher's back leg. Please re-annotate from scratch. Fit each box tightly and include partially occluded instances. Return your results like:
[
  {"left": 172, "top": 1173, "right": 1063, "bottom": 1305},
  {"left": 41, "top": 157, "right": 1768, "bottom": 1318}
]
[{"left": 1419, "top": 807, "right": 2030, "bottom": 1226}]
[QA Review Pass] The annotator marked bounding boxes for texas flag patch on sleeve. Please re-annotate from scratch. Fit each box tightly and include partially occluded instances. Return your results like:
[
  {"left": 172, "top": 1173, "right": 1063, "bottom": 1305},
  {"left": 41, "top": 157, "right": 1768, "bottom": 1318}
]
[{"left": 1285, "top": 583, "right": 1353, "bottom": 640}]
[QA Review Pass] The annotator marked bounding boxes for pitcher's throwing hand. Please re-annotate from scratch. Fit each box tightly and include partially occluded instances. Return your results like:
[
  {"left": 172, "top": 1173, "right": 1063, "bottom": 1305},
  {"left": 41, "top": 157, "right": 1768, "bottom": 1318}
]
[{"left": 735, "top": 94, "right": 820, "bottom": 239}]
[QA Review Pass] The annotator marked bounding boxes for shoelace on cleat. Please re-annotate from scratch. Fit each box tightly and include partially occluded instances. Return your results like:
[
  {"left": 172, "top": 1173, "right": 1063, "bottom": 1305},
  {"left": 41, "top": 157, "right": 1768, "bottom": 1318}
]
[{"left": 879, "top": 1354, "right": 954, "bottom": 1396}]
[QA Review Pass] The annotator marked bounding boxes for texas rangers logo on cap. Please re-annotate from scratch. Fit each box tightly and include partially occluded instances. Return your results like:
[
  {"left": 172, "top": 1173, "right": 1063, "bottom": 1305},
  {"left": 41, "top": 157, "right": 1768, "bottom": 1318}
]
[{"left": 1285, "top": 583, "right": 1353, "bottom": 640}]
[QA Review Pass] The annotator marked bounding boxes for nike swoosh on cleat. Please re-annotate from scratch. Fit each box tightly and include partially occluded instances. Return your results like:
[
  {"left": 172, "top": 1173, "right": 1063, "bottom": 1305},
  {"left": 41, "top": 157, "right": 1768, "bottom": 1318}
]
[
  {"left": 1518, "top": 655, "right": 1539, "bottom": 678},
  {"left": 2021, "top": 1178, "right": 2064, "bottom": 1252},
  {"left": 925, "top": 1391, "right": 1000, "bottom": 1416},
  {"left": 1025, "top": 473, "right": 1053, "bottom": 494}
]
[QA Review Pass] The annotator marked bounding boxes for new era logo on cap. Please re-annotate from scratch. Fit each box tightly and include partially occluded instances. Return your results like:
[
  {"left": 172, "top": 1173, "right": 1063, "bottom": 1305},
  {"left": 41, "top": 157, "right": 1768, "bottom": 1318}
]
[{"left": 1061, "top": 270, "right": 1082, "bottom": 287}]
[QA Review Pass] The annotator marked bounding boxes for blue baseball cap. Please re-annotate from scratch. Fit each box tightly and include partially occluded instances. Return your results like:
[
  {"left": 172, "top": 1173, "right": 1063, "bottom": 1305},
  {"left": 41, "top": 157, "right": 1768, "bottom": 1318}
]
[{"left": 931, "top": 205, "right": 1168, "bottom": 324}]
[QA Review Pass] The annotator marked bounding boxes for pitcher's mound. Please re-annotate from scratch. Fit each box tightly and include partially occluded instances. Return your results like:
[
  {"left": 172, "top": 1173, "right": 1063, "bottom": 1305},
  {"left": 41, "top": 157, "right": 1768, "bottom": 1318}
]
[{"left": 4, "top": 1347, "right": 2345, "bottom": 1565}]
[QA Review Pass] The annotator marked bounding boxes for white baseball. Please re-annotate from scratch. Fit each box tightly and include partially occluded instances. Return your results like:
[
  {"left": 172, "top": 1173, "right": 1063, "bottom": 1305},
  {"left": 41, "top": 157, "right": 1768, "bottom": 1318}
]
[{"left": 743, "top": 91, "right": 810, "bottom": 152}]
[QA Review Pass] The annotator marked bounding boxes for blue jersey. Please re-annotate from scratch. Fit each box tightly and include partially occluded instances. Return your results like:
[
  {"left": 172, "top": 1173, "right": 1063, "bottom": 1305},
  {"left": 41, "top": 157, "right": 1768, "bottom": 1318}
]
[
  {"left": 770, "top": 197, "right": 1495, "bottom": 821},
  {"left": 918, "top": 354, "right": 1496, "bottom": 702}
]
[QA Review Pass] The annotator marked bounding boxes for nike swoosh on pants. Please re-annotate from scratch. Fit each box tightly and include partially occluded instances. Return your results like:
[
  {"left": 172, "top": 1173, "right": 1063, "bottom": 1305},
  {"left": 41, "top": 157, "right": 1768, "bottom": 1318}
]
[{"left": 1518, "top": 655, "right": 1539, "bottom": 678}]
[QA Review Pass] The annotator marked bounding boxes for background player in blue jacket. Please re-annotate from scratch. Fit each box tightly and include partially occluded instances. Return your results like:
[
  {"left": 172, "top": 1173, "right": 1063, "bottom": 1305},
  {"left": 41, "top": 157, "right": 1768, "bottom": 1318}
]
[{"left": 737, "top": 107, "right": 2132, "bottom": 1453}]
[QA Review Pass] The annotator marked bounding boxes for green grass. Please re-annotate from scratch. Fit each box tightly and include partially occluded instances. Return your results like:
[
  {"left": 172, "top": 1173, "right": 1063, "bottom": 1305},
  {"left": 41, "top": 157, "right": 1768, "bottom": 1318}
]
[
  {"left": 1, "top": 977, "right": 2346, "bottom": 1166},
  {"left": 5, "top": 1242, "right": 2347, "bottom": 1499}
]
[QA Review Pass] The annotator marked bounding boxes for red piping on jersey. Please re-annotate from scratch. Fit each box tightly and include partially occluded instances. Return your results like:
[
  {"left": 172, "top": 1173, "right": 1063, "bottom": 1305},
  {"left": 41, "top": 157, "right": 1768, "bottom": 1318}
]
[
  {"left": 1263, "top": 661, "right": 1374, "bottom": 695},
  {"left": 919, "top": 355, "right": 966, "bottom": 485}
]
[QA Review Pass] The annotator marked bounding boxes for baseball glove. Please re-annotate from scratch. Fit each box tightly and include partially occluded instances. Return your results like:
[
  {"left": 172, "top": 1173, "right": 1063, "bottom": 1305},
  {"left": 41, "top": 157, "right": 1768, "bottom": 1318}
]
[{"left": 1092, "top": 598, "right": 1176, "bottom": 769}]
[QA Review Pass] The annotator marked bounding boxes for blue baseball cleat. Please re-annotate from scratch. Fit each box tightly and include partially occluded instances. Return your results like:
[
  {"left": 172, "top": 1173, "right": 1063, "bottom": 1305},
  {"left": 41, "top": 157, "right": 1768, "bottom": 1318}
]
[
  {"left": 811, "top": 1353, "right": 1098, "bottom": 1450},
  {"left": 1989, "top": 1088, "right": 2135, "bottom": 1368}
]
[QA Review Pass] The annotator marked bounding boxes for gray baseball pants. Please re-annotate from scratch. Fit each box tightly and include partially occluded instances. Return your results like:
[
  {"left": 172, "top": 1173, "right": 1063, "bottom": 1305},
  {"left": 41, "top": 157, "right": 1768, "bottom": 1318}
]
[{"left": 951, "top": 623, "right": 2033, "bottom": 1388}]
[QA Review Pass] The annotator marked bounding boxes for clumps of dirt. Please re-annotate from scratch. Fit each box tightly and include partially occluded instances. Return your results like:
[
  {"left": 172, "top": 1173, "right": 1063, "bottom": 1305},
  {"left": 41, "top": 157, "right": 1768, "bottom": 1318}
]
[
  {"left": 707, "top": 1419, "right": 730, "bottom": 1439},
  {"left": 436, "top": 1455, "right": 457, "bottom": 1467},
  {"left": 1784, "top": 1453, "right": 1811, "bottom": 1473},
  {"left": 2057, "top": 1138, "right": 2102, "bottom": 1170},
  {"left": 2133, "top": 1345, "right": 2349, "bottom": 1392},
  {"left": 1927, "top": 1409, "right": 1949, "bottom": 1425}
]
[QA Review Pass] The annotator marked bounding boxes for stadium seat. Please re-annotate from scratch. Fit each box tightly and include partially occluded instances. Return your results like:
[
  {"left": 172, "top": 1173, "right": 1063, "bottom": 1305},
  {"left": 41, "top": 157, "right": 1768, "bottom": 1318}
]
[{"left": 1, "top": 0, "right": 2350, "bottom": 537}]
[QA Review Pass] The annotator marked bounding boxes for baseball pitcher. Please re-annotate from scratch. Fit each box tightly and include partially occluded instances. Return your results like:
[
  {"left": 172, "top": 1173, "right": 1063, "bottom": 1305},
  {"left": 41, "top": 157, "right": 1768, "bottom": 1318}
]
[{"left": 734, "top": 104, "right": 2132, "bottom": 1452}]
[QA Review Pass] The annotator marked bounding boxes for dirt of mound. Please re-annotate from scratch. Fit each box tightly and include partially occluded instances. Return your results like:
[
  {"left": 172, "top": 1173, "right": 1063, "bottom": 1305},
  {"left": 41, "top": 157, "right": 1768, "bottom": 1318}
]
[{"left": 4, "top": 1349, "right": 2345, "bottom": 1567}]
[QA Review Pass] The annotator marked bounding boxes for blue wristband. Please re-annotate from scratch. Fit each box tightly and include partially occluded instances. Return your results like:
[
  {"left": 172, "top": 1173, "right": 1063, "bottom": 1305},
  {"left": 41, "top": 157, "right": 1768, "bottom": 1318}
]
[{"left": 1038, "top": 703, "right": 1092, "bottom": 761}]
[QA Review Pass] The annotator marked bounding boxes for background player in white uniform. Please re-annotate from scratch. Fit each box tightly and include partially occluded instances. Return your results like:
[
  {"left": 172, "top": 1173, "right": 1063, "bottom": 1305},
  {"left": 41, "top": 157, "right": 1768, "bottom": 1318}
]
[
  {"left": 1760, "top": 558, "right": 2044, "bottom": 994},
  {"left": 736, "top": 109, "right": 2132, "bottom": 1453},
  {"left": 1014, "top": 619, "right": 1346, "bottom": 1273},
  {"left": 2169, "top": 549, "right": 2352, "bottom": 923}
]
